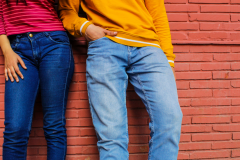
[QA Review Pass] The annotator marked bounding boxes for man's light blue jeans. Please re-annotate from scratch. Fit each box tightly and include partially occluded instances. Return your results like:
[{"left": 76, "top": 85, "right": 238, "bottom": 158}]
[{"left": 86, "top": 37, "right": 182, "bottom": 160}]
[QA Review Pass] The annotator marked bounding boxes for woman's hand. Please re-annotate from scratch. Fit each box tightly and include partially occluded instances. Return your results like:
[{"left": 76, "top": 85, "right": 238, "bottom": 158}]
[
  {"left": 4, "top": 49, "right": 27, "bottom": 82},
  {"left": 85, "top": 24, "right": 117, "bottom": 42}
]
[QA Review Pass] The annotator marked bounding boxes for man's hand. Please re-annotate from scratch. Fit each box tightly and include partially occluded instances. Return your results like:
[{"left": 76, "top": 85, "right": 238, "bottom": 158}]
[
  {"left": 171, "top": 67, "right": 176, "bottom": 81},
  {"left": 85, "top": 24, "right": 117, "bottom": 42}
]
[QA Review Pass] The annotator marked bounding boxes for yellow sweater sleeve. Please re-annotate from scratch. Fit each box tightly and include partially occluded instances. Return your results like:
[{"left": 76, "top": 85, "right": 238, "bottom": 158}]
[
  {"left": 145, "top": 0, "right": 175, "bottom": 67},
  {"left": 58, "top": 0, "right": 92, "bottom": 37}
]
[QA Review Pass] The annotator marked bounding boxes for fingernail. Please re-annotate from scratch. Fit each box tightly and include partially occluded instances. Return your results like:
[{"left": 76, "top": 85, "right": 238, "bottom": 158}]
[
  {"left": 114, "top": 32, "right": 117, "bottom": 34},
  {"left": 22, "top": 76, "right": 24, "bottom": 79}
]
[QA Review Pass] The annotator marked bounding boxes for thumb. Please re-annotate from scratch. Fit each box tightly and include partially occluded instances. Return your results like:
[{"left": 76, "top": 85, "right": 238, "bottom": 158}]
[{"left": 103, "top": 29, "right": 117, "bottom": 37}]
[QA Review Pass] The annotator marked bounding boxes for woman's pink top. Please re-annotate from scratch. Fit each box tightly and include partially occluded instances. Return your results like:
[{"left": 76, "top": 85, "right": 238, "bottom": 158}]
[{"left": 0, "top": 0, "right": 65, "bottom": 36}]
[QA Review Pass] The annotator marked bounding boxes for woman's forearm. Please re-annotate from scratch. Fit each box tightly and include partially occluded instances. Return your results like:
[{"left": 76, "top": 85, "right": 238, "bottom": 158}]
[{"left": 0, "top": 34, "right": 12, "bottom": 55}]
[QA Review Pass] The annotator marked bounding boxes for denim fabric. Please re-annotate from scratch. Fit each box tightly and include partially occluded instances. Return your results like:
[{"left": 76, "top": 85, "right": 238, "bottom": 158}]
[
  {"left": 86, "top": 37, "right": 183, "bottom": 160},
  {"left": 3, "top": 31, "right": 74, "bottom": 160}
]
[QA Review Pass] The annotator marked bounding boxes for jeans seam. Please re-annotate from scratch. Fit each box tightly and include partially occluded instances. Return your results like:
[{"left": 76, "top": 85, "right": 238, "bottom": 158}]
[
  {"left": 61, "top": 47, "right": 72, "bottom": 160},
  {"left": 124, "top": 78, "right": 129, "bottom": 160},
  {"left": 136, "top": 73, "right": 154, "bottom": 160}
]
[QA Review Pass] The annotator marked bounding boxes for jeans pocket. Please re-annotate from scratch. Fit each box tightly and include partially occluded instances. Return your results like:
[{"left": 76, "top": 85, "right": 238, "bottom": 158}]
[
  {"left": 47, "top": 31, "right": 70, "bottom": 45},
  {"left": 10, "top": 40, "right": 19, "bottom": 51},
  {"left": 88, "top": 36, "right": 107, "bottom": 44}
]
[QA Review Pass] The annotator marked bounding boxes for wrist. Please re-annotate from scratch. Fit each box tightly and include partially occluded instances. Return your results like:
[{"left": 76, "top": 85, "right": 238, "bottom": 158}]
[{"left": 2, "top": 46, "right": 13, "bottom": 56}]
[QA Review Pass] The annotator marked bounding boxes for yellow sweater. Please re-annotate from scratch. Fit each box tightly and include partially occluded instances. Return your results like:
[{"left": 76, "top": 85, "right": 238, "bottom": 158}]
[{"left": 59, "top": 0, "right": 175, "bottom": 67}]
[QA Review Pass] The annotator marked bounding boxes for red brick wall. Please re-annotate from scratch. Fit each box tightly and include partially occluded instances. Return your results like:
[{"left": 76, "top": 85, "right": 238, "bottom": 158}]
[{"left": 1, "top": 0, "right": 240, "bottom": 159}]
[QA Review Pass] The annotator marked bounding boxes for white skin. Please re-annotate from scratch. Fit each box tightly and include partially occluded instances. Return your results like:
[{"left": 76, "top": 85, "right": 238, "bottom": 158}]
[
  {"left": 85, "top": 24, "right": 176, "bottom": 80},
  {"left": 0, "top": 34, "right": 27, "bottom": 83}
]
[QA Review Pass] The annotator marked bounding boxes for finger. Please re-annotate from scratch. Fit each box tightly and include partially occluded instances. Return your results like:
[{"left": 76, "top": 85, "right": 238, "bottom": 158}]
[
  {"left": 7, "top": 68, "right": 14, "bottom": 82},
  {"left": 14, "top": 64, "right": 24, "bottom": 79},
  {"left": 10, "top": 66, "right": 19, "bottom": 82},
  {"left": 5, "top": 68, "right": 8, "bottom": 81},
  {"left": 17, "top": 56, "right": 27, "bottom": 69},
  {"left": 103, "top": 30, "right": 117, "bottom": 36}
]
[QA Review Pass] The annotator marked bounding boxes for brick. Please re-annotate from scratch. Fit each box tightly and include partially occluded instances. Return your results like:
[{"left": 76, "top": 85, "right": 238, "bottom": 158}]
[
  {"left": 190, "top": 150, "right": 231, "bottom": 159},
  {"left": 182, "top": 106, "right": 238, "bottom": 115},
  {"left": 165, "top": 4, "right": 199, "bottom": 12},
  {"left": 78, "top": 109, "right": 91, "bottom": 118},
  {"left": 181, "top": 125, "right": 212, "bottom": 133},
  {"left": 189, "top": 13, "right": 230, "bottom": 22},
  {"left": 169, "top": 22, "right": 199, "bottom": 31},
  {"left": 201, "top": 5, "right": 240, "bottom": 13},
  {"left": 173, "top": 45, "right": 190, "bottom": 52},
  {"left": 128, "top": 144, "right": 149, "bottom": 153},
  {"left": 65, "top": 155, "right": 99, "bottom": 160},
  {"left": 232, "top": 46, "right": 240, "bottom": 53},
  {"left": 189, "top": 0, "right": 230, "bottom": 3},
  {"left": 176, "top": 81, "right": 189, "bottom": 90},
  {"left": 232, "top": 115, "right": 240, "bottom": 122},
  {"left": 180, "top": 134, "right": 191, "bottom": 142},
  {"left": 82, "top": 146, "right": 98, "bottom": 154},
  {"left": 128, "top": 117, "right": 148, "bottom": 125},
  {"left": 188, "top": 32, "right": 230, "bottom": 41},
  {"left": 213, "top": 71, "right": 240, "bottom": 79},
  {"left": 178, "top": 152, "right": 190, "bottom": 159},
  {"left": 178, "top": 89, "right": 212, "bottom": 98},
  {"left": 190, "top": 62, "right": 231, "bottom": 71},
  {"left": 233, "top": 132, "right": 240, "bottom": 140},
  {"left": 231, "top": 32, "right": 240, "bottom": 41},
  {"left": 231, "top": 81, "right": 240, "bottom": 88},
  {"left": 192, "top": 133, "right": 232, "bottom": 141},
  {"left": 74, "top": 64, "right": 86, "bottom": 73},
  {"left": 129, "top": 135, "right": 149, "bottom": 144},
  {"left": 232, "top": 149, "right": 240, "bottom": 157},
  {"left": 200, "top": 23, "right": 240, "bottom": 31},
  {"left": 171, "top": 32, "right": 188, "bottom": 40},
  {"left": 213, "top": 124, "right": 240, "bottom": 132},
  {"left": 67, "top": 137, "right": 97, "bottom": 145},
  {"left": 80, "top": 128, "right": 96, "bottom": 136},
  {"left": 67, "top": 100, "right": 89, "bottom": 109},
  {"left": 179, "top": 142, "right": 211, "bottom": 151},
  {"left": 182, "top": 116, "right": 191, "bottom": 124},
  {"left": 232, "top": 99, "right": 240, "bottom": 105},
  {"left": 165, "top": 0, "right": 187, "bottom": 3},
  {"left": 68, "top": 92, "right": 80, "bottom": 100},
  {"left": 175, "top": 63, "right": 189, "bottom": 71},
  {"left": 175, "top": 54, "right": 213, "bottom": 62},
  {"left": 192, "top": 116, "right": 231, "bottom": 124},
  {"left": 213, "top": 89, "right": 240, "bottom": 97},
  {"left": 130, "top": 154, "right": 148, "bottom": 160},
  {"left": 190, "top": 81, "right": 230, "bottom": 89},
  {"left": 189, "top": 45, "right": 231, "bottom": 53},
  {"left": 167, "top": 13, "right": 188, "bottom": 22},
  {"left": 231, "top": 14, "right": 240, "bottom": 22},
  {"left": 65, "top": 110, "right": 79, "bottom": 118},
  {"left": 179, "top": 99, "right": 191, "bottom": 107},
  {"left": 231, "top": 0, "right": 240, "bottom": 4},
  {"left": 176, "top": 72, "right": 212, "bottom": 80},
  {"left": 232, "top": 63, "right": 240, "bottom": 70},
  {"left": 212, "top": 141, "right": 240, "bottom": 149},
  {"left": 128, "top": 126, "right": 150, "bottom": 135},
  {"left": 128, "top": 109, "right": 148, "bottom": 117}
]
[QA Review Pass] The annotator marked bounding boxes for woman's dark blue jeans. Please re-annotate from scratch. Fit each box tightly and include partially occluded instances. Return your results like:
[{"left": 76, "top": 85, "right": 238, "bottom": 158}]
[{"left": 3, "top": 31, "right": 74, "bottom": 160}]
